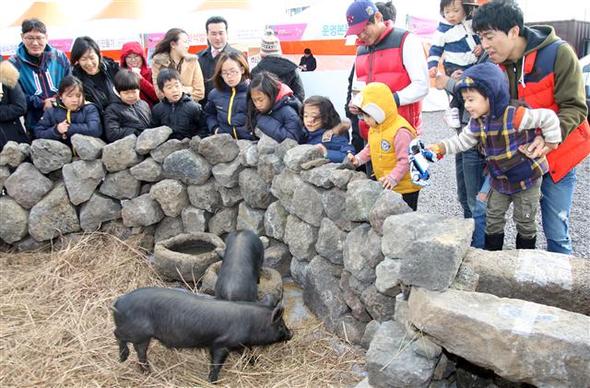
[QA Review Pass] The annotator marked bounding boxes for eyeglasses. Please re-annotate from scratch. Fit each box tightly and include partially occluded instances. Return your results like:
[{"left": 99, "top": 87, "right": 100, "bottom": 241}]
[
  {"left": 126, "top": 54, "right": 141, "bottom": 60},
  {"left": 221, "top": 69, "right": 241, "bottom": 77},
  {"left": 23, "top": 35, "right": 47, "bottom": 43}
]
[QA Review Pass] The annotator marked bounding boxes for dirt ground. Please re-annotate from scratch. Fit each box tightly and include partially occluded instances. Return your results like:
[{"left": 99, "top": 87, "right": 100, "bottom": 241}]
[{"left": 0, "top": 233, "right": 366, "bottom": 387}]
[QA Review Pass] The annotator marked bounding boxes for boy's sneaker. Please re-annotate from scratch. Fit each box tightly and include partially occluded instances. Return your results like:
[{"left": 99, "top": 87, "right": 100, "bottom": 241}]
[{"left": 444, "top": 107, "right": 461, "bottom": 128}]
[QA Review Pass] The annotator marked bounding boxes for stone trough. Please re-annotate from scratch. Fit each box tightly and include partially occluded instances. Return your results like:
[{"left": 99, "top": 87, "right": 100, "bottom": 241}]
[
  {"left": 199, "top": 261, "right": 284, "bottom": 303},
  {"left": 153, "top": 233, "right": 225, "bottom": 282}
]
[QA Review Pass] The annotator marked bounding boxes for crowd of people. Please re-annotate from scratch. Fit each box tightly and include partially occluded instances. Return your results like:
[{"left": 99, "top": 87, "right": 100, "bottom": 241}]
[{"left": 0, "top": 0, "right": 587, "bottom": 255}]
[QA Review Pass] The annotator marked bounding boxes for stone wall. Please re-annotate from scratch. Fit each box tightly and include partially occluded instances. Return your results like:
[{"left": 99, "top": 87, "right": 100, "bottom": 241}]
[{"left": 2, "top": 129, "right": 589, "bottom": 388}]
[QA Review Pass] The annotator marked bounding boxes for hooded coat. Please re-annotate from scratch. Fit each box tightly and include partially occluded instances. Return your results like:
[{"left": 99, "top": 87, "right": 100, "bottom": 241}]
[
  {"left": 251, "top": 56, "right": 305, "bottom": 102},
  {"left": 0, "top": 60, "right": 29, "bottom": 149},
  {"left": 119, "top": 42, "right": 159, "bottom": 107},
  {"left": 254, "top": 83, "right": 305, "bottom": 143}
]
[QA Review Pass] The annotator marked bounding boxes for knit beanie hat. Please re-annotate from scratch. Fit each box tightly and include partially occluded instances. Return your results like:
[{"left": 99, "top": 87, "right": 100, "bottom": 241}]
[{"left": 260, "top": 29, "right": 282, "bottom": 57}]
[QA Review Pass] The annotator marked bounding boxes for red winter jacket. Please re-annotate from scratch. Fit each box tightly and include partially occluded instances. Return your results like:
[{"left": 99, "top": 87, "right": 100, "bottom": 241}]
[{"left": 119, "top": 42, "right": 159, "bottom": 107}]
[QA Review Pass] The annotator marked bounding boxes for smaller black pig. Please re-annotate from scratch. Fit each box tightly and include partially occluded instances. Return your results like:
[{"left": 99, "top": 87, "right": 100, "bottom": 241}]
[
  {"left": 215, "top": 229, "right": 264, "bottom": 302},
  {"left": 112, "top": 287, "right": 292, "bottom": 383}
]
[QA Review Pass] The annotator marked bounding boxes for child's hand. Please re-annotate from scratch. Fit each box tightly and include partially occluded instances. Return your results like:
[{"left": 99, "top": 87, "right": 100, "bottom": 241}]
[
  {"left": 427, "top": 143, "right": 445, "bottom": 156},
  {"left": 519, "top": 136, "right": 552, "bottom": 158},
  {"left": 315, "top": 144, "right": 327, "bottom": 157},
  {"left": 43, "top": 97, "right": 55, "bottom": 111},
  {"left": 428, "top": 67, "right": 437, "bottom": 78},
  {"left": 544, "top": 142, "right": 559, "bottom": 151},
  {"left": 131, "top": 67, "right": 141, "bottom": 75},
  {"left": 346, "top": 153, "right": 358, "bottom": 166},
  {"left": 379, "top": 176, "right": 397, "bottom": 191},
  {"left": 57, "top": 120, "right": 69, "bottom": 134},
  {"left": 473, "top": 44, "right": 483, "bottom": 57}
]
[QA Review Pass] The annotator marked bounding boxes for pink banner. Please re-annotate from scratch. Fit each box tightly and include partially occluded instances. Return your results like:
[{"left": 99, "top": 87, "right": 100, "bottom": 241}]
[
  {"left": 268, "top": 24, "right": 307, "bottom": 42},
  {"left": 48, "top": 39, "right": 73, "bottom": 53},
  {"left": 144, "top": 33, "right": 165, "bottom": 49},
  {"left": 406, "top": 15, "right": 439, "bottom": 39}
]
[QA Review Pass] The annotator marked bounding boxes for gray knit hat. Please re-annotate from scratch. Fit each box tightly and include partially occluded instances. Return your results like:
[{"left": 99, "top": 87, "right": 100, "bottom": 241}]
[{"left": 260, "top": 28, "right": 282, "bottom": 57}]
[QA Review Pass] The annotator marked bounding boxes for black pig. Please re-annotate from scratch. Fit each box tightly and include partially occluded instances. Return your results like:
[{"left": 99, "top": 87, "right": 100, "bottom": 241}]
[
  {"left": 215, "top": 229, "right": 264, "bottom": 302},
  {"left": 112, "top": 287, "right": 292, "bottom": 383}
]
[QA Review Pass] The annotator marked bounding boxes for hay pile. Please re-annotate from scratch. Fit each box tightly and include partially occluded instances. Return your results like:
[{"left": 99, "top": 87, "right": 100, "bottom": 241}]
[{"left": 0, "top": 233, "right": 365, "bottom": 387}]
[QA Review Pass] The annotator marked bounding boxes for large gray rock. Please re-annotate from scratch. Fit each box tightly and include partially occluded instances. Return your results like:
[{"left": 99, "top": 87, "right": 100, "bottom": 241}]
[
  {"left": 464, "top": 248, "right": 590, "bottom": 316},
  {"left": 369, "top": 190, "right": 412, "bottom": 235},
  {"left": 257, "top": 153, "right": 283, "bottom": 183},
  {"left": 136, "top": 126, "right": 172, "bottom": 155},
  {"left": 102, "top": 135, "right": 141, "bottom": 172},
  {"left": 303, "top": 255, "right": 349, "bottom": 329},
  {"left": 236, "top": 202, "right": 265, "bottom": 235},
  {"left": 361, "top": 285, "right": 396, "bottom": 322},
  {"left": 187, "top": 180, "right": 220, "bottom": 213},
  {"left": 275, "top": 138, "right": 299, "bottom": 160},
  {"left": 409, "top": 287, "right": 590, "bottom": 387},
  {"left": 121, "top": 194, "right": 164, "bottom": 227},
  {"left": 315, "top": 218, "right": 346, "bottom": 265},
  {"left": 79, "top": 193, "right": 122, "bottom": 232},
  {"left": 129, "top": 157, "right": 163, "bottom": 182},
  {"left": 0, "top": 197, "right": 28, "bottom": 243},
  {"left": 149, "top": 179, "right": 188, "bottom": 218},
  {"left": 343, "top": 224, "right": 384, "bottom": 284},
  {"left": 62, "top": 160, "right": 105, "bottom": 205},
  {"left": 329, "top": 168, "right": 355, "bottom": 189},
  {"left": 345, "top": 179, "right": 382, "bottom": 222},
  {"left": 256, "top": 133, "right": 279, "bottom": 155},
  {"left": 283, "top": 144, "right": 324, "bottom": 172},
  {"left": 198, "top": 134, "right": 240, "bottom": 164},
  {"left": 181, "top": 207, "right": 209, "bottom": 234},
  {"left": 218, "top": 185, "right": 242, "bottom": 207},
  {"left": 361, "top": 320, "right": 381, "bottom": 350},
  {"left": 0, "top": 166, "right": 10, "bottom": 191},
  {"left": 30, "top": 139, "right": 72, "bottom": 173},
  {"left": 321, "top": 187, "right": 353, "bottom": 231},
  {"left": 300, "top": 163, "right": 338, "bottom": 189},
  {"left": 237, "top": 139, "right": 258, "bottom": 167},
  {"left": 239, "top": 168, "right": 274, "bottom": 209},
  {"left": 290, "top": 182, "right": 324, "bottom": 227},
  {"left": 211, "top": 157, "right": 242, "bottom": 188},
  {"left": 150, "top": 138, "right": 190, "bottom": 163},
  {"left": 264, "top": 201, "right": 288, "bottom": 240},
  {"left": 4, "top": 163, "right": 53, "bottom": 209},
  {"left": 163, "top": 149, "right": 211, "bottom": 185},
  {"left": 264, "top": 242, "right": 292, "bottom": 277},
  {"left": 154, "top": 216, "right": 184, "bottom": 242},
  {"left": 270, "top": 169, "right": 303, "bottom": 213},
  {"left": 367, "top": 320, "right": 438, "bottom": 388},
  {"left": 290, "top": 256, "right": 308, "bottom": 287},
  {"left": 283, "top": 214, "right": 318, "bottom": 260},
  {"left": 382, "top": 213, "right": 474, "bottom": 291},
  {"left": 28, "top": 183, "right": 80, "bottom": 241},
  {"left": 99, "top": 169, "right": 141, "bottom": 200},
  {"left": 0, "top": 141, "right": 27, "bottom": 167},
  {"left": 71, "top": 134, "right": 106, "bottom": 160},
  {"left": 208, "top": 207, "right": 238, "bottom": 236},
  {"left": 334, "top": 314, "right": 368, "bottom": 345},
  {"left": 340, "top": 270, "right": 372, "bottom": 322}
]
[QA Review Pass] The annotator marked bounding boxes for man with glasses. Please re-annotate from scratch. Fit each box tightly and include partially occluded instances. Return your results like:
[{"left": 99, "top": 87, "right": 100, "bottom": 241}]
[
  {"left": 9, "top": 19, "right": 70, "bottom": 131},
  {"left": 345, "top": 0, "right": 428, "bottom": 134}
]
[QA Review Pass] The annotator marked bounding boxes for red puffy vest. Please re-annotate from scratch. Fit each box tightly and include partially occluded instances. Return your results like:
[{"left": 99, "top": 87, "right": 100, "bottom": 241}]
[{"left": 355, "top": 24, "right": 423, "bottom": 132}]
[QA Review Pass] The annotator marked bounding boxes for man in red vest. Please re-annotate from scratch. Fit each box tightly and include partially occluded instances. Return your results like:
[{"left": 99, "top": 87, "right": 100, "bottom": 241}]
[
  {"left": 345, "top": 0, "right": 429, "bottom": 135},
  {"left": 473, "top": 1, "right": 589, "bottom": 254}
]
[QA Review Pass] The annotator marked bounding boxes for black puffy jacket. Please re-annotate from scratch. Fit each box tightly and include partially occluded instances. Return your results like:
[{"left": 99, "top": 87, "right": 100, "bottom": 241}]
[
  {"left": 151, "top": 93, "right": 204, "bottom": 140},
  {"left": 0, "top": 60, "right": 29, "bottom": 149},
  {"left": 251, "top": 56, "right": 305, "bottom": 103},
  {"left": 104, "top": 98, "right": 151, "bottom": 142},
  {"left": 204, "top": 81, "right": 254, "bottom": 140},
  {"left": 72, "top": 57, "right": 119, "bottom": 116}
]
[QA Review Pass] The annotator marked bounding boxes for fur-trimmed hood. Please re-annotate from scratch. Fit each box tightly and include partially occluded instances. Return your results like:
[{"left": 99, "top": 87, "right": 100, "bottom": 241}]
[{"left": 0, "top": 60, "right": 20, "bottom": 88}]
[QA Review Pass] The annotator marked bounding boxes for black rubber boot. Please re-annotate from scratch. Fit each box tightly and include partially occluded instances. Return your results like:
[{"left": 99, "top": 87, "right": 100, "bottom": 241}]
[
  {"left": 516, "top": 234, "right": 536, "bottom": 249},
  {"left": 484, "top": 233, "right": 504, "bottom": 251}
]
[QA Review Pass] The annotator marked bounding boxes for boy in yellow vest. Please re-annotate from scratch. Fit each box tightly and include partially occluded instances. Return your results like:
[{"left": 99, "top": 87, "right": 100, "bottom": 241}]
[{"left": 347, "top": 82, "right": 421, "bottom": 210}]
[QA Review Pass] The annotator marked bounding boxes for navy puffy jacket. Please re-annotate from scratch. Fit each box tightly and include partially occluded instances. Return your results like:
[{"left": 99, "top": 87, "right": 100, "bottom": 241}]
[
  {"left": 33, "top": 102, "right": 102, "bottom": 142},
  {"left": 204, "top": 81, "right": 254, "bottom": 140},
  {"left": 256, "top": 91, "right": 304, "bottom": 143}
]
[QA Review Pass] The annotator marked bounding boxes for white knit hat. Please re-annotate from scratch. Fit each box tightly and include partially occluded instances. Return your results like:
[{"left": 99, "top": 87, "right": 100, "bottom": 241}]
[{"left": 260, "top": 28, "right": 282, "bottom": 57}]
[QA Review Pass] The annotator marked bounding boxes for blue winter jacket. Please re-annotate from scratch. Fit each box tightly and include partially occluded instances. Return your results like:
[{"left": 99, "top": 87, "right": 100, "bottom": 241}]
[
  {"left": 204, "top": 81, "right": 254, "bottom": 140},
  {"left": 9, "top": 43, "right": 71, "bottom": 131},
  {"left": 305, "top": 127, "right": 355, "bottom": 163},
  {"left": 255, "top": 83, "right": 305, "bottom": 143},
  {"left": 33, "top": 102, "right": 102, "bottom": 142}
]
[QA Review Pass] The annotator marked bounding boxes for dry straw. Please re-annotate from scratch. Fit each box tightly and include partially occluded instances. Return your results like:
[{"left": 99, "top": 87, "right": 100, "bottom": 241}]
[{"left": 0, "top": 233, "right": 365, "bottom": 387}]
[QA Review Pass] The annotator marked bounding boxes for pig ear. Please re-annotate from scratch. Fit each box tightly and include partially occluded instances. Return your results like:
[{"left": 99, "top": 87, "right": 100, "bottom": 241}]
[{"left": 271, "top": 305, "right": 284, "bottom": 324}]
